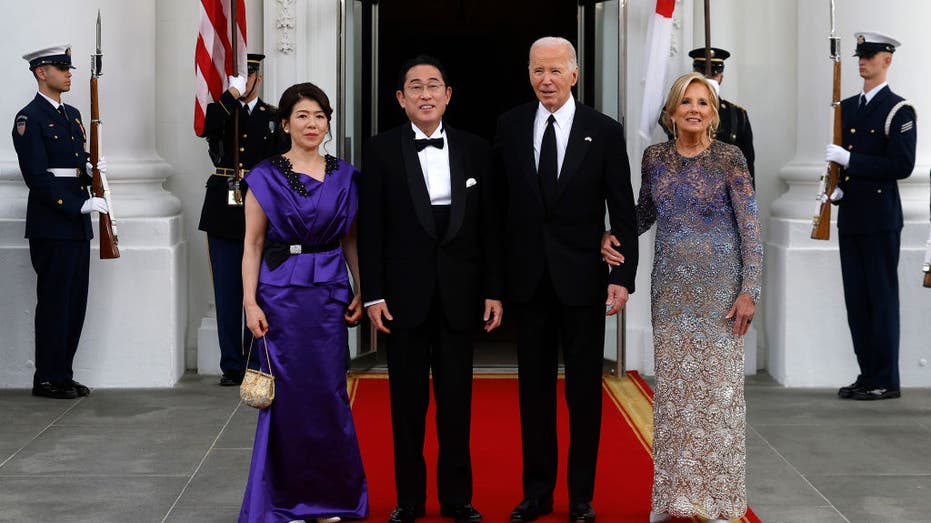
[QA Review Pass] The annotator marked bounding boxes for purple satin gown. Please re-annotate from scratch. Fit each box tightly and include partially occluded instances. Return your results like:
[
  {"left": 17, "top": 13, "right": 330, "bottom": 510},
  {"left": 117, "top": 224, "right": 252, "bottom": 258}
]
[{"left": 239, "top": 155, "right": 368, "bottom": 522}]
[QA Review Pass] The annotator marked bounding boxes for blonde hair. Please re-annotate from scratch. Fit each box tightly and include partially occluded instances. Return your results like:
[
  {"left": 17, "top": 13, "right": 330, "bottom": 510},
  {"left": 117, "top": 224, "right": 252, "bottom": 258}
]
[{"left": 661, "top": 72, "right": 720, "bottom": 138}]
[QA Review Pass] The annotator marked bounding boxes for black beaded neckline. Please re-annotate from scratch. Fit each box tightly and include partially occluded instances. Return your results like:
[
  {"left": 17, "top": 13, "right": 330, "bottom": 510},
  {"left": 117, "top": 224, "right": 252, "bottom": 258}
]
[{"left": 273, "top": 154, "right": 338, "bottom": 196}]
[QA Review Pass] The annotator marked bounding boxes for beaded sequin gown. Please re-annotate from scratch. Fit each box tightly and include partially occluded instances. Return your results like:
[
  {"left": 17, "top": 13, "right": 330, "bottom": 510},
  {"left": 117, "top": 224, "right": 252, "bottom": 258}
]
[{"left": 637, "top": 140, "right": 762, "bottom": 520}]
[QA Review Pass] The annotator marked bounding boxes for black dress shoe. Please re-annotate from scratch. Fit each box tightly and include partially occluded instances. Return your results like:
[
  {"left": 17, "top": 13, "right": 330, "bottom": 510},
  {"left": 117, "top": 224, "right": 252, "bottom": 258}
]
[
  {"left": 219, "top": 372, "right": 244, "bottom": 386},
  {"left": 510, "top": 497, "right": 554, "bottom": 523},
  {"left": 837, "top": 379, "right": 863, "bottom": 399},
  {"left": 32, "top": 382, "right": 78, "bottom": 399},
  {"left": 852, "top": 387, "right": 901, "bottom": 400},
  {"left": 568, "top": 502, "right": 596, "bottom": 523},
  {"left": 388, "top": 504, "right": 426, "bottom": 523},
  {"left": 440, "top": 503, "right": 482, "bottom": 523},
  {"left": 68, "top": 380, "right": 91, "bottom": 396}
]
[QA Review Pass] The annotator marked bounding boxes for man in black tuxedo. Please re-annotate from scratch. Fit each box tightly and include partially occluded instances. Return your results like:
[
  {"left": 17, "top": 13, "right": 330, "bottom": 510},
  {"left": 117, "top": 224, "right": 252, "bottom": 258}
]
[
  {"left": 494, "top": 37, "right": 638, "bottom": 523},
  {"left": 359, "top": 55, "right": 503, "bottom": 523}
]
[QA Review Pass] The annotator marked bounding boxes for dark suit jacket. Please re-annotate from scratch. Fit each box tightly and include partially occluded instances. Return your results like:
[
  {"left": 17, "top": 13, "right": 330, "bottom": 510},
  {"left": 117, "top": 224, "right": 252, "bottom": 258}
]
[
  {"left": 837, "top": 85, "right": 916, "bottom": 234},
  {"left": 358, "top": 123, "right": 502, "bottom": 331},
  {"left": 12, "top": 94, "right": 92, "bottom": 240},
  {"left": 494, "top": 101, "right": 638, "bottom": 306}
]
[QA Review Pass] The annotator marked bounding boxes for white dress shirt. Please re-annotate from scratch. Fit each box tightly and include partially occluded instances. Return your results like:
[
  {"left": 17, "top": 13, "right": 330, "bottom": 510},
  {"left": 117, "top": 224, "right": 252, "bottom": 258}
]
[
  {"left": 38, "top": 91, "right": 64, "bottom": 112},
  {"left": 412, "top": 123, "right": 452, "bottom": 205},
  {"left": 533, "top": 97, "right": 576, "bottom": 178},
  {"left": 861, "top": 81, "right": 888, "bottom": 105},
  {"left": 241, "top": 98, "right": 258, "bottom": 113}
]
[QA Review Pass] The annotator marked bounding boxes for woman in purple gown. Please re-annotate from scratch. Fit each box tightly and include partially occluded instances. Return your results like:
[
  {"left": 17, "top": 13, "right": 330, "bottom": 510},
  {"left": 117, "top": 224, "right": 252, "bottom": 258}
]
[{"left": 239, "top": 82, "right": 368, "bottom": 523}]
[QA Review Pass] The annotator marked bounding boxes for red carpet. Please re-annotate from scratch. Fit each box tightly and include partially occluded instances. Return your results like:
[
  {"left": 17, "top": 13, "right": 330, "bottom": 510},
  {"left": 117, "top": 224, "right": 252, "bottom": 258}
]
[{"left": 350, "top": 372, "right": 762, "bottom": 523}]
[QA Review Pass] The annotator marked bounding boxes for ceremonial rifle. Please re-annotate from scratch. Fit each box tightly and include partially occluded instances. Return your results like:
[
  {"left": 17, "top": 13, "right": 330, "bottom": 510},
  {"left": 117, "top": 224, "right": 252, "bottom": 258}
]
[
  {"left": 923, "top": 226, "right": 931, "bottom": 287},
  {"left": 811, "top": 0, "right": 841, "bottom": 240},
  {"left": 90, "top": 10, "right": 120, "bottom": 259},
  {"left": 229, "top": 0, "right": 243, "bottom": 206},
  {"left": 703, "top": 0, "right": 712, "bottom": 77}
]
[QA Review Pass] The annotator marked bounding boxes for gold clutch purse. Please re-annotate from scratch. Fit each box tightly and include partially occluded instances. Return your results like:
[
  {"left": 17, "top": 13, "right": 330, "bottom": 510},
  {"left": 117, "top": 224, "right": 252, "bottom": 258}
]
[{"left": 240, "top": 336, "right": 275, "bottom": 408}]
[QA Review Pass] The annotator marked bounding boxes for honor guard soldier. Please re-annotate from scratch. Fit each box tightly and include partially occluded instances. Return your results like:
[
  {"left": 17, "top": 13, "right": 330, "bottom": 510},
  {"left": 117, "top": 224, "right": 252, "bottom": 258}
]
[
  {"left": 826, "top": 32, "right": 916, "bottom": 401},
  {"left": 688, "top": 47, "right": 756, "bottom": 185},
  {"left": 12, "top": 44, "right": 108, "bottom": 399},
  {"left": 197, "top": 53, "right": 285, "bottom": 386}
]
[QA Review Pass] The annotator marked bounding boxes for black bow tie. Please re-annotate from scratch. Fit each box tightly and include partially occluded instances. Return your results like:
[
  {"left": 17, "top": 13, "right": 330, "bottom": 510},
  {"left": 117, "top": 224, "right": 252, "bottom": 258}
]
[{"left": 414, "top": 137, "right": 444, "bottom": 151}]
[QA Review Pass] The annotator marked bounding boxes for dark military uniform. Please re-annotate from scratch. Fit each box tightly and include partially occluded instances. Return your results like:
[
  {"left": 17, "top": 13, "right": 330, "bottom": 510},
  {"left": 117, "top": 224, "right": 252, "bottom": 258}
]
[
  {"left": 687, "top": 47, "right": 756, "bottom": 186},
  {"left": 836, "top": 85, "right": 916, "bottom": 392},
  {"left": 197, "top": 87, "right": 284, "bottom": 380},
  {"left": 717, "top": 98, "right": 754, "bottom": 183},
  {"left": 12, "top": 93, "right": 92, "bottom": 391}
]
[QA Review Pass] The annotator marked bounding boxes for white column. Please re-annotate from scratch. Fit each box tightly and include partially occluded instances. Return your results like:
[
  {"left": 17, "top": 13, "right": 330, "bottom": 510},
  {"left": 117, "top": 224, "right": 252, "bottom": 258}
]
[
  {"left": 0, "top": 0, "right": 185, "bottom": 387},
  {"left": 766, "top": 0, "right": 931, "bottom": 386}
]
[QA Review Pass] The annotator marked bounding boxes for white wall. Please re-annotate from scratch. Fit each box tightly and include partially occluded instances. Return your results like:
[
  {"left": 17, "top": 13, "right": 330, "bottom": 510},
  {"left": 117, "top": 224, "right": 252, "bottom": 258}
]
[{"left": 1, "top": 0, "right": 185, "bottom": 387}]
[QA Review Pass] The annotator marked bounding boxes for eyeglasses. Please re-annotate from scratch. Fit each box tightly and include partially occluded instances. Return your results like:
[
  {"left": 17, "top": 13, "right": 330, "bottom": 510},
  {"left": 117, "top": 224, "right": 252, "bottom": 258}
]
[{"left": 405, "top": 83, "right": 446, "bottom": 95}]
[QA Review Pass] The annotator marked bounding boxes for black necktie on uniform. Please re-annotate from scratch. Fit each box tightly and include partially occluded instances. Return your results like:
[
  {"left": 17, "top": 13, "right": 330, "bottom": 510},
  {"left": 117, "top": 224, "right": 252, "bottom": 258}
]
[
  {"left": 414, "top": 137, "right": 444, "bottom": 151},
  {"left": 857, "top": 94, "right": 867, "bottom": 114},
  {"left": 57, "top": 105, "right": 67, "bottom": 120},
  {"left": 538, "top": 114, "right": 558, "bottom": 207}
]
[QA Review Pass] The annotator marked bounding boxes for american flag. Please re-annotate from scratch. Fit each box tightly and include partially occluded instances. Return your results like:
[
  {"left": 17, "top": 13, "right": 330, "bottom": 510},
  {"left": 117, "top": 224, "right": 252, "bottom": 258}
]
[{"left": 194, "top": 0, "right": 247, "bottom": 136}]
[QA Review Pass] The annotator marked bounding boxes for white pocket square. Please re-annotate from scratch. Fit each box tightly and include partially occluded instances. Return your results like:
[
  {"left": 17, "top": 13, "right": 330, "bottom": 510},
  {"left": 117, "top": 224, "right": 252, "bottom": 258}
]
[{"left": 466, "top": 177, "right": 477, "bottom": 188}]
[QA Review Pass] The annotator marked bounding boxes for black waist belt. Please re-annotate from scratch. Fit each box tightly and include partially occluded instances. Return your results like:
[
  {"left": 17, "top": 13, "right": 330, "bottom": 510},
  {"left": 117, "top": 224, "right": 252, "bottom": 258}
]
[{"left": 263, "top": 240, "right": 340, "bottom": 270}]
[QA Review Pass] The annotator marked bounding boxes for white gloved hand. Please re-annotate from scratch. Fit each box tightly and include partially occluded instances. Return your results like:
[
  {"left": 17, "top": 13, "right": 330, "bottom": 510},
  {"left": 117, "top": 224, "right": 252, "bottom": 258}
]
[
  {"left": 825, "top": 144, "right": 851, "bottom": 168},
  {"left": 85, "top": 155, "right": 107, "bottom": 175},
  {"left": 80, "top": 197, "right": 109, "bottom": 215},
  {"left": 830, "top": 187, "right": 844, "bottom": 202},
  {"left": 228, "top": 75, "right": 247, "bottom": 97}
]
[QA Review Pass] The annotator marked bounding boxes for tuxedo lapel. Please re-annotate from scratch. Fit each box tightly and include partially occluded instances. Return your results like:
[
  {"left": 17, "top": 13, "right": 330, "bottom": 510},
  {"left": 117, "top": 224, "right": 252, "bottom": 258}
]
[
  {"left": 556, "top": 105, "right": 594, "bottom": 202},
  {"left": 443, "top": 126, "right": 466, "bottom": 244},
  {"left": 400, "top": 127, "right": 436, "bottom": 238}
]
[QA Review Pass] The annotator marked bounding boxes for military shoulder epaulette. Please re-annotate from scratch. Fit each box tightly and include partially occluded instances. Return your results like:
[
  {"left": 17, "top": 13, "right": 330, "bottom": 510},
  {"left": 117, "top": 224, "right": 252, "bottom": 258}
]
[{"left": 885, "top": 101, "right": 915, "bottom": 137}]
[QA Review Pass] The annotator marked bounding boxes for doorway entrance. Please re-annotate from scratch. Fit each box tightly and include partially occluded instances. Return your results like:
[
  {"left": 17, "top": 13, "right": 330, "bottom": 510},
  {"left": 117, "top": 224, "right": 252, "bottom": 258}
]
[
  {"left": 373, "top": 0, "right": 577, "bottom": 140},
  {"left": 345, "top": 0, "right": 625, "bottom": 369}
]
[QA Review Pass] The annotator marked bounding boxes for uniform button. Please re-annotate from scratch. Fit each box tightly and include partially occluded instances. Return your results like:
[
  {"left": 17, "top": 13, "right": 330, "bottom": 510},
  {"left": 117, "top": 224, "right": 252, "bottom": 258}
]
[
  {"left": 850, "top": 128, "right": 856, "bottom": 134},
  {"left": 242, "top": 134, "right": 247, "bottom": 139},
  {"left": 877, "top": 189, "right": 883, "bottom": 194},
  {"left": 870, "top": 129, "right": 875, "bottom": 134},
  {"left": 239, "top": 147, "right": 244, "bottom": 152},
  {"left": 238, "top": 163, "right": 243, "bottom": 168},
  {"left": 54, "top": 135, "right": 58, "bottom": 139},
  {"left": 57, "top": 199, "right": 63, "bottom": 205},
  {"left": 75, "top": 152, "right": 80, "bottom": 157},
  {"left": 848, "top": 145, "right": 853, "bottom": 150},
  {"left": 844, "top": 176, "right": 850, "bottom": 181}
]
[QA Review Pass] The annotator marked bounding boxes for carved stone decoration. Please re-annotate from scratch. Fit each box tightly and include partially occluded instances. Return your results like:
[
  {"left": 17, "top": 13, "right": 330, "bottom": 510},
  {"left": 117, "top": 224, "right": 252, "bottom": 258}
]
[{"left": 277, "top": 0, "right": 295, "bottom": 54}]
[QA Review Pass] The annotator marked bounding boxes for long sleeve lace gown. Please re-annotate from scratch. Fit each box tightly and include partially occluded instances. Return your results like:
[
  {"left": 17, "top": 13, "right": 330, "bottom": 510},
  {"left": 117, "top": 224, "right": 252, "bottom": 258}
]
[{"left": 637, "top": 140, "right": 762, "bottom": 520}]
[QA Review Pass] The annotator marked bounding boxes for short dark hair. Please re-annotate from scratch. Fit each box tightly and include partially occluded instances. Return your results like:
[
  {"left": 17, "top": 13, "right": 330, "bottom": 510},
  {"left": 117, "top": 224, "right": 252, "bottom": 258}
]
[
  {"left": 277, "top": 82, "right": 333, "bottom": 125},
  {"left": 397, "top": 55, "right": 449, "bottom": 91}
]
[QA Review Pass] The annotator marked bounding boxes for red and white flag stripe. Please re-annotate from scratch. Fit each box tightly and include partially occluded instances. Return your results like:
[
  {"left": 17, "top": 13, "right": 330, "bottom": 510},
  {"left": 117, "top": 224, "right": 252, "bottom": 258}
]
[
  {"left": 638, "top": 0, "right": 676, "bottom": 141},
  {"left": 194, "top": 0, "right": 247, "bottom": 136}
]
